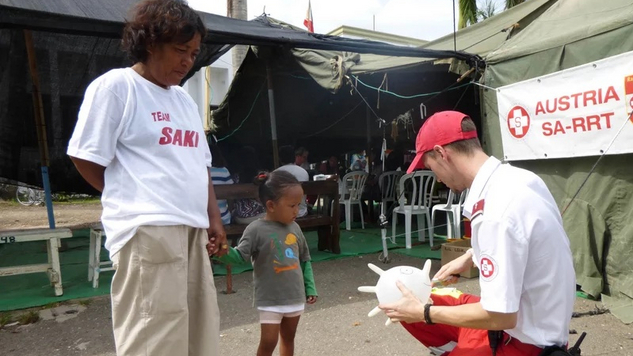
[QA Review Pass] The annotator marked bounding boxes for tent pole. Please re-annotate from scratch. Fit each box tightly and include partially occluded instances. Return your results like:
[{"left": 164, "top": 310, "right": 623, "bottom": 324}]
[
  {"left": 366, "top": 106, "right": 372, "bottom": 173},
  {"left": 204, "top": 67, "right": 211, "bottom": 131},
  {"left": 24, "top": 30, "right": 56, "bottom": 229},
  {"left": 267, "top": 64, "right": 280, "bottom": 169}
]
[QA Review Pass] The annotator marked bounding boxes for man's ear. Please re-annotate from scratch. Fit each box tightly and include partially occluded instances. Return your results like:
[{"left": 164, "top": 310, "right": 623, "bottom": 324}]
[{"left": 433, "top": 145, "right": 446, "bottom": 160}]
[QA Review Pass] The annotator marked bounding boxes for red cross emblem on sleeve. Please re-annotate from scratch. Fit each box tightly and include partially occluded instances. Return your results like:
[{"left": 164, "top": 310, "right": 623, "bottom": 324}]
[
  {"left": 507, "top": 106, "right": 530, "bottom": 139},
  {"left": 479, "top": 255, "right": 498, "bottom": 281},
  {"left": 471, "top": 199, "right": 485, "bottom": 220}
]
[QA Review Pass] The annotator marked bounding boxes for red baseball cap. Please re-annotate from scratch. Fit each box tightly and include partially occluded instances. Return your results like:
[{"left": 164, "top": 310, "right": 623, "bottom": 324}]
[{"left": 407, "top": 110, "right": 478, "bottom": 173}]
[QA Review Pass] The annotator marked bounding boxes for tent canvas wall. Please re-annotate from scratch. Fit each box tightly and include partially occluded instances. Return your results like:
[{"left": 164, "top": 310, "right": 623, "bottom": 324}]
[
  {"left": 420, "top": 0, "right": 556, "bottom": 56},
  {"left": 481, "top": 0, "right": 633, "bottom": 323}
]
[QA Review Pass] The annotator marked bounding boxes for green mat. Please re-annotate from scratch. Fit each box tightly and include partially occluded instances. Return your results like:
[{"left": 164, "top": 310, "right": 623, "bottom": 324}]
[
  {"left": 0, "top": 229, "right": 113, "bottom": 312},
  {"left": 0, "top": 224, "right": 443, "bottom": 311},
  {"left": 390, "top": 243, "right": 442, "bottom": 260},
  {"left": 212, "top": 223, "right": 445, "bottom": 275}
]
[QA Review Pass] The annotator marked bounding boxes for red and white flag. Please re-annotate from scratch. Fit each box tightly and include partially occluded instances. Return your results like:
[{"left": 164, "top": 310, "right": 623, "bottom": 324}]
[{"left": 303, "top": 1, "right": 314, "bottom": 33}]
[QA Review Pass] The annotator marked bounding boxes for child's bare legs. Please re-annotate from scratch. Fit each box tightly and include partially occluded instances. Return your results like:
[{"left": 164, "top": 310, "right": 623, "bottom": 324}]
[
  {"left": 279, "top": 315, "right": 301, "bottom": 356},
  {"left": 257, "top": 323, "right": 280, "bottom": 356}
]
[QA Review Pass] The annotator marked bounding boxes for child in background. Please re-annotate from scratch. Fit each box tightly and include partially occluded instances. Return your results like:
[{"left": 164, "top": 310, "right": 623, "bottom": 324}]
[{"left": 216, "top": 170, "right": 317, "bottom": 356}]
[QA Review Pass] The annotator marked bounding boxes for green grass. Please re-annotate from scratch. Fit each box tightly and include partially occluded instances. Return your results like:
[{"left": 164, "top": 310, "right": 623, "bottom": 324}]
[
  {"left": 0, "top": 194, "right": 100, "bottom": 205},
  {"left": 78, "top": 299, "right": 92, "bottom": 306},
  {"left": 0, "top": 200, "right": 19, "bottom": 207},
  {"left": 0, "top": 313, "right": 12, "bottom": 328},
  {"left": 42, "top": 302, "right": 61, "bottom": 309},
  {"left": 17, "top": 310, "right": 40, "bottom": 325},
  {"left": 53, "top": 198, "right": 101, "bottom": 205}
]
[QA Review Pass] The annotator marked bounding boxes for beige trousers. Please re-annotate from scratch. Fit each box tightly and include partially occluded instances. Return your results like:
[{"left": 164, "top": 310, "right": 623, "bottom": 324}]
[{"left": 111, "top": 225, "right": 220, "bottom": 356}]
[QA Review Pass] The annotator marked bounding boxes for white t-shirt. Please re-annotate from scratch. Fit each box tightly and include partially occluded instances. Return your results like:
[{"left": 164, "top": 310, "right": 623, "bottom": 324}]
[
  {"left": 67, "top": 68, "right": 212, "bottom": 258},
  {"left": 463, "top": 157, "right": 576, "bottom": 348},
  {"left": 275, "top": 164, "right": 309, "bottom": 217},
  {"left": 210, "top": 166, "right": 233, "bottom": 225}
]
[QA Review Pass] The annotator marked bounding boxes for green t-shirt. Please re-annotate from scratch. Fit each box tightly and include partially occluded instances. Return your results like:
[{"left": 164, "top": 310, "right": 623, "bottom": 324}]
[{"left": 235, "top": 219, "right": 312, "bottom": 307}]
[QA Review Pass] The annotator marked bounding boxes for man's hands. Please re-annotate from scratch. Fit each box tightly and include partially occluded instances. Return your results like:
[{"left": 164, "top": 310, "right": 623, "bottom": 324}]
[
  {"left": 432, "top": 249, "right": 473, "bottom": 283},
  {"left": 307, "top": 296, "right": 318, "bottom": 304},
  {"left": 206, "top": 218, "right": 228, "bottom": 257},
  {"left": 379, "top": 281, "right": 428, "bottom": 324}
]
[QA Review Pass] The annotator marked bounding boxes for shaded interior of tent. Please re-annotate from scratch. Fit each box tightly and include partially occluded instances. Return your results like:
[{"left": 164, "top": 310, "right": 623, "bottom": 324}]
[
  {"left": 210, "top": 47, "right": 481, "bottom": 172},
  {"left": 0, "top": 29, "right": 131, "bottom": 194}
]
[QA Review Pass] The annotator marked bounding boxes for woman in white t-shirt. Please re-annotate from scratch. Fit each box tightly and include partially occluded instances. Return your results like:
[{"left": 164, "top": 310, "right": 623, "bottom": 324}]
[{"left": 67, "top": 1, "right": 225, "bottom": 355}]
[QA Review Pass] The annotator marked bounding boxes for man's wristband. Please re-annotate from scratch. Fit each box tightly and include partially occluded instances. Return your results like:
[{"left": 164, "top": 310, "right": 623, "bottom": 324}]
[{"left": 424, "top": 303, "right": 434, "bottom": 325}]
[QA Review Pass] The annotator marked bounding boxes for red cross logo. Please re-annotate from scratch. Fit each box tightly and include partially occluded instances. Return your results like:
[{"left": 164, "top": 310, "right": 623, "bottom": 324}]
[
  {"left": 507, "top": 106, "right": 530, "bottom": 139},
  {"left": 480, "top": 257, "right": 496, "bottom": 279}
]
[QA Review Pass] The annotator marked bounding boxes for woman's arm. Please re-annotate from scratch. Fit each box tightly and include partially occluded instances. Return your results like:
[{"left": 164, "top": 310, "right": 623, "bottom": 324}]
[{"left": 69, "top": 157, "right": 106, "bottom": 192}]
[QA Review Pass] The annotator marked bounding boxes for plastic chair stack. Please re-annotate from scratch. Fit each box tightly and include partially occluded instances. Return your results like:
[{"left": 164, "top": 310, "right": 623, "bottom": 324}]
[
  {"left": 392, "top": 171, "right": 436, "bottom": 249},
  {"left": 431, "top": 189, "right": 469, "bottom": 240},
  {"left": 339, "top": 171, "right": 369, "bottom": 230}
]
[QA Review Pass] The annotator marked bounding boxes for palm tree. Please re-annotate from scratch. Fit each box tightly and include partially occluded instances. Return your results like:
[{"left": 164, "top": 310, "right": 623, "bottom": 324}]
[
  {"left": 458, "top": 0, "right": 478, "bottom": 29},
  {"left": 458, "top": 0, "right": 526, "bottom": 29},
  {"left": 477, "top": 0, "right": 497, "bottom": 21},
  {"left": 505, "top": 0, "right": 526, "bottom": 8}
]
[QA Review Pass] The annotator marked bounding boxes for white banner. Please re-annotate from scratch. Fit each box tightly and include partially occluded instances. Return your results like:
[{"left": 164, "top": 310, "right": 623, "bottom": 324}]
[{"left": 496, "top": 50, "right": 633, "bottom": 161}]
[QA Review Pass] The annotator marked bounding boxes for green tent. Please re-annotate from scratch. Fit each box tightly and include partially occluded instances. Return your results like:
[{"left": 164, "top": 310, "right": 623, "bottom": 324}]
[
  {"left": 421, "top": 0, "right": 556, "bottom": 56},
  {"left": 482, "top": 0, "right": 633, "bottom": 323}
]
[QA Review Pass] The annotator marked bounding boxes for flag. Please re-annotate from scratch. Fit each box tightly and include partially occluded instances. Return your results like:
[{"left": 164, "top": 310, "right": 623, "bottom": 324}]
[{"left": 303, "top": 1, "right": 314, "bottom": 33}]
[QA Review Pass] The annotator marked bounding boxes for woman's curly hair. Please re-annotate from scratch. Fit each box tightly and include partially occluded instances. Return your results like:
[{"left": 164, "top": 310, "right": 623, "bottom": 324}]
[{"left": 122, "top": 0, "right": 206, "bottom": 63}]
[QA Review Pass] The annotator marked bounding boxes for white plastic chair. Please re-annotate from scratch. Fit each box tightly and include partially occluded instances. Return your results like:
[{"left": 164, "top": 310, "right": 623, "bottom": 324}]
[
  {"left": 431, "top": 189, "right": 469, "bottom": 239},
  {"left": 378, "top": 171, "right": 404, "bottom": 214},
  {"left": 339, "top": 171, "right": 369, "bottom": 230},
  {"left": 392, "top": 171, "right": 436, "bottom": 249}
]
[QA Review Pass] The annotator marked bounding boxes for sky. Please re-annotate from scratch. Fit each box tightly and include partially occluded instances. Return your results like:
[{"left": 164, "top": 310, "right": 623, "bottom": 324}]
[{"left": 187, "top": 0, "right": 465, "bottom": 42}]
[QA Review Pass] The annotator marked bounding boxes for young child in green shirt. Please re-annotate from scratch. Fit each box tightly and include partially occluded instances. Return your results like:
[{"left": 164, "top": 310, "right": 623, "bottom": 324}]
[{"left": 217, "top": 170, "right": 317, "bottom": 356}]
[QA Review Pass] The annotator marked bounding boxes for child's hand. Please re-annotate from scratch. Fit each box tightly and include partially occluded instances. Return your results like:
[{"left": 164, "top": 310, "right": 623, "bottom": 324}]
[{"left": 306, "top": 296, "right": 318, "bottom": 304}]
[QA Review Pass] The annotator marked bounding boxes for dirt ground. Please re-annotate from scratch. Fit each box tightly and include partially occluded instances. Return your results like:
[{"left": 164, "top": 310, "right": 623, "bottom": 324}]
[
  {"left": 0, "top": 201, "right": 102, "bottom": 230},
  {"left": 0, "top": 203, "right": 632, "bottom": 355}
]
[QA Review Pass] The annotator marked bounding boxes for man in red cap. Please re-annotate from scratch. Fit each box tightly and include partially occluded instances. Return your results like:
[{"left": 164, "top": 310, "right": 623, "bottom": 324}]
[{"left": 379, "top": 111, "right": 576, "bottom": 356}]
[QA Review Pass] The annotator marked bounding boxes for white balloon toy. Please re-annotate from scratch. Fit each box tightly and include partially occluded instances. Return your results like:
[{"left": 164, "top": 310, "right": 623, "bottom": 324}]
[{"left": 358, "top": 259, "right": 433, "bottom": 326}]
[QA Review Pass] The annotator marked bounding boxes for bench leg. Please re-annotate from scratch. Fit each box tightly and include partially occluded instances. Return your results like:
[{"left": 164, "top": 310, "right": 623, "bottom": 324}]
[
  {"left": 88, "top": 230, "right": 96, "bottom": 282},
  {"left": 317, "top": 226, "right": 331, "bottom": 251},
  {"left": 48, "top": 238, "right": 63, "bottom": 296},
  {"left": 93, "top": 233, "right": 103, "bottom": 289}
]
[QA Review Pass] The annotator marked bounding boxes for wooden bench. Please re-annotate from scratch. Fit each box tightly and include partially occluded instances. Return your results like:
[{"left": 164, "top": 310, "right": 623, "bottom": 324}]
[
  {"left": 214, "top": 180, "right": 340, "bottom": 293},
  {"left": 0, "top": 228, "right": 74, "bottom": 296},
  {"left": 215, "top": 180, "right": 341, "bottom": 253}
]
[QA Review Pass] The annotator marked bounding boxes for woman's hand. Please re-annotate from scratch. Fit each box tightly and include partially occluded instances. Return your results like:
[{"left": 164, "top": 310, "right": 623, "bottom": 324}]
[
  {"left": 207, "top": 218, "right": 228, "bottom": 257},
  {"left": 306, "top": 296, "right": 318, "bottom": 304}
]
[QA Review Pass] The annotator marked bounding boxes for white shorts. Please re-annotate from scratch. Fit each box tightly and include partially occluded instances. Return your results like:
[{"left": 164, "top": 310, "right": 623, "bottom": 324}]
[{"left": 257, "top": 304, "right": 305, "bottom": 324}]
